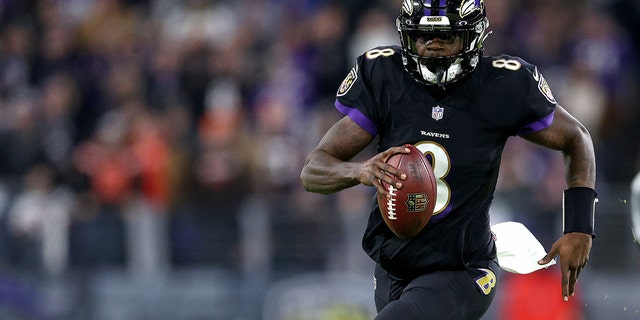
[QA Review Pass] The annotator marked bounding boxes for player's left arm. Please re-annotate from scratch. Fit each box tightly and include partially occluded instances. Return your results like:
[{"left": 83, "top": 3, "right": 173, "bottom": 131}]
[{"left": 522, "top": 105, "right": 596, "bottom": 302}]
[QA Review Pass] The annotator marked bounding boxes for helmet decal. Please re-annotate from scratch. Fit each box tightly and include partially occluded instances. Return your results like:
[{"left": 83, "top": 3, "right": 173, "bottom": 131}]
[
  {"left": 419, "top": 15, "right": 451, "bottom": 26},
  {"left": 402, "top": 0, "right": 415, "bottom": 16},
  {"left": 460, "top": 0, "right": 484, "bottom": 18}
]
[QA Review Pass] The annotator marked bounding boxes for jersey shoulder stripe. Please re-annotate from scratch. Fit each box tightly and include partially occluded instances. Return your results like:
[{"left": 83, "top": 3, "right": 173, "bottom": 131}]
[{"left": 335, "top": 100, "right": 379, "bottom": 136}]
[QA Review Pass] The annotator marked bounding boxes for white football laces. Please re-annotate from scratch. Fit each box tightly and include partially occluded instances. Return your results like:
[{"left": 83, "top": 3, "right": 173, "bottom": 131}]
[{"left": 387, "top": 185, "right": 397, "bottom": 220}]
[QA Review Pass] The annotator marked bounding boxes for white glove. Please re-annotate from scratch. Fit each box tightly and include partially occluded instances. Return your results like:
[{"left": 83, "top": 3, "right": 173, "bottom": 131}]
[{"left": 491, "top": 221, "right": 556, "bottom": 274}]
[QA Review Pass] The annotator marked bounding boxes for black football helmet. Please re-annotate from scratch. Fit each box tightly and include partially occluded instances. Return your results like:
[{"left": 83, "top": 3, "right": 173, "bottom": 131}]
[{"left": 397, "top": 0, "right": 490, "bottom": 88}]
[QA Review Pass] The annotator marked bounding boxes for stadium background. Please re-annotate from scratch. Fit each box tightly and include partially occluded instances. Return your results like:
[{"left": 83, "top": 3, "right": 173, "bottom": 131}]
[{"left": 0, "top": 0, "right": 638, "bottom": 319}]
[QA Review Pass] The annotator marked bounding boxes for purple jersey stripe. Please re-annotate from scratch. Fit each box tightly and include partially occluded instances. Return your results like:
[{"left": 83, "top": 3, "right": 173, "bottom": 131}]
[
  {"left": 335, "top": 100, "right": 379, "bottom": 136},
  {"left": 517, "top": 110, "right": 555, "bottom": 136}
]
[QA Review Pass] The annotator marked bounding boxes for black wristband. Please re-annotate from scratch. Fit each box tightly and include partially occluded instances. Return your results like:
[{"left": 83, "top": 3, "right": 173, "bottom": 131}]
[{"left": 563, "top": 187, "right": 597, "bottom": 238}]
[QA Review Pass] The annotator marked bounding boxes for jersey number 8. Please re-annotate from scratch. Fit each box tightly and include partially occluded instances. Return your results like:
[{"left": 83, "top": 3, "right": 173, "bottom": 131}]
[
  {"left": 415, "top": 141, "right": 450, "bottom": 216},
  {"left": 492, "top": 59, "right": 521, "bottom": 71},
  {"left": 365, "top": 48, "right": 395, "bottom": 60}
]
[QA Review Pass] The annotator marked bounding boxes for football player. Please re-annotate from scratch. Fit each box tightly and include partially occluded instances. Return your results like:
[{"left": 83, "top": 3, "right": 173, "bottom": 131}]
[{"left": 300, "top": 0, "right": 597, "bottom": 319}]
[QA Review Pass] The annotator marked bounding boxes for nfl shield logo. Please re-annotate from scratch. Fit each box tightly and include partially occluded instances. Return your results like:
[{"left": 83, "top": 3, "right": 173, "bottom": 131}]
[
  {"left": 406, "top": 193, "right": 428, "bottom": 212},
  {"left": 432, "top": 106, "right": 444, "bottom": 121}
]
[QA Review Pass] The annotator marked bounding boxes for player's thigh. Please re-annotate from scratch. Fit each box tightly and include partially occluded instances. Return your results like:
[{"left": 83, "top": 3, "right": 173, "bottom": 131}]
[
  {"left": 374, "top": 264, "right": 408, "bottom": 312},
  {"left": 375, "top": 266, "right": 498, "bottom": 320}
]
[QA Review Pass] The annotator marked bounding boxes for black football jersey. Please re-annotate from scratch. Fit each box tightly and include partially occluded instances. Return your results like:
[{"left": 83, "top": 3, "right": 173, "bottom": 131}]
[{"left": 335, "top": 45, "right": 557, "bottom": 279}]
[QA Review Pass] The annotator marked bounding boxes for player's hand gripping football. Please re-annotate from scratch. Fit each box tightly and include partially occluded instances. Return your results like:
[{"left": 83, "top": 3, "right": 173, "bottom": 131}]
[
  {"left": 357, "top": 146, "right": 410, "bottom": 198},
  {"left": 538, "top": 232, "right": 592, "bottom": 301}
]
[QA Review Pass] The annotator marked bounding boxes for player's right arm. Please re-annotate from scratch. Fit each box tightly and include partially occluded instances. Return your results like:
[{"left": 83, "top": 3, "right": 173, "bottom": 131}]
[{"left": 300, "top": 116, "right": 407, "bottom": 196}]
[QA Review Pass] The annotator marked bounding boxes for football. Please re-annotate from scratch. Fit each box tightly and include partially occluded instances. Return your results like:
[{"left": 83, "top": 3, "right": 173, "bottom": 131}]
[{"left": 377, "top": 144, "right": 437, "bottom": 240}]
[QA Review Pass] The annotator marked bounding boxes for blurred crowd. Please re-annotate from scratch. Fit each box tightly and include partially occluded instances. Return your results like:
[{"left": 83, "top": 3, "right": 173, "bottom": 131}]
[{"left": 0, "top": 0, "right": 639, "bottom": 316}]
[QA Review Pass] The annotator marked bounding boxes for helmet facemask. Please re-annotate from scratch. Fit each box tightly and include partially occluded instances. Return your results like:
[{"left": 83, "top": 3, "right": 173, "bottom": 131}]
[{"left": 397, "top": 0, "right": 490, "bottom": 89}]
